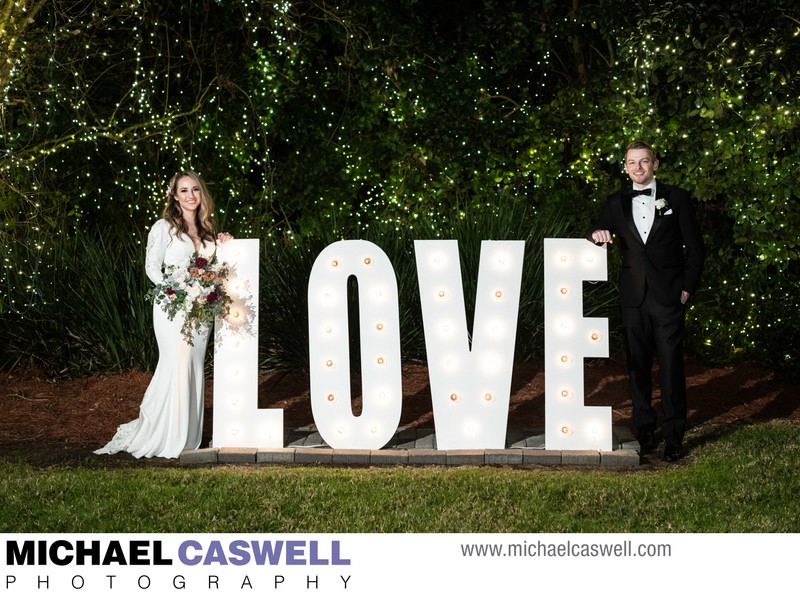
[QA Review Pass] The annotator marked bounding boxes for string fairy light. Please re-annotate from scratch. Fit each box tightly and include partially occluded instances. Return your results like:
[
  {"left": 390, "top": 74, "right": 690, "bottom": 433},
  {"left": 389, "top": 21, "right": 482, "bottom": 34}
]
[{"left": 1, "top": 1, "right": 798, "bottom": 373}]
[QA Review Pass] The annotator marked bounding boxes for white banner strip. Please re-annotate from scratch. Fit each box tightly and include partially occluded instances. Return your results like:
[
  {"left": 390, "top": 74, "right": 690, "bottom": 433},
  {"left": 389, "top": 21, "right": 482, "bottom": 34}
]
[{"left": 2, "top": 533, "right": 794, "bottom": 592}]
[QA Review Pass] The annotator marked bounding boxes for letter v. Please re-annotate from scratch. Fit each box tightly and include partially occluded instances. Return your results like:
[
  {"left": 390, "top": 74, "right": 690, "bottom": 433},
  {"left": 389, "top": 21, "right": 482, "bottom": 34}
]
[{"left": 415, "top": 240, "right": 524, "bottom": 449}]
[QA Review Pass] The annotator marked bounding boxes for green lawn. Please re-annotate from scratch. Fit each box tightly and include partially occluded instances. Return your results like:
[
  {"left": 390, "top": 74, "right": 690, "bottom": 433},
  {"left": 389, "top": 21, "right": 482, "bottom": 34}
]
[{"left": 2, "top": 420, "right": 798, "bottom": 533}]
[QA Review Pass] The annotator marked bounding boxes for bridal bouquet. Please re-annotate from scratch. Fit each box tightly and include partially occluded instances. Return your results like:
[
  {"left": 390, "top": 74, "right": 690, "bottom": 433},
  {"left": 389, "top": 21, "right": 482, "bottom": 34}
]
[{"left": 148, "top": 252, "right": 233, "bottom": 345}]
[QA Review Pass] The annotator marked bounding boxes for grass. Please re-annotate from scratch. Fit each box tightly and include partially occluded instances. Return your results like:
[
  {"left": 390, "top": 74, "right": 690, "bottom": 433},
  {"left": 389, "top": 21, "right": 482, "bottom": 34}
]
[{"left": 2, "top": 420, "right": 798, "bottom": 533}]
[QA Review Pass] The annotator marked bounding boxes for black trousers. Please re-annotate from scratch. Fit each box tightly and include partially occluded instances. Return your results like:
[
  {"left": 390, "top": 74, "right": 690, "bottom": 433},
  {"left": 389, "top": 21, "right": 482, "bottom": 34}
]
[{"left": 621, "top": 290, "right": 687, "bottom": 445}]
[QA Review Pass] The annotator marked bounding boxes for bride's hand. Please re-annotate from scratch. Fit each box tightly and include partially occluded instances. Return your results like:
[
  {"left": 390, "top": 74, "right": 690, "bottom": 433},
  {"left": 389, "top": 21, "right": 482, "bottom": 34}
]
[{"left": 218, "top": 232, "right": 234, "bottom": 244}]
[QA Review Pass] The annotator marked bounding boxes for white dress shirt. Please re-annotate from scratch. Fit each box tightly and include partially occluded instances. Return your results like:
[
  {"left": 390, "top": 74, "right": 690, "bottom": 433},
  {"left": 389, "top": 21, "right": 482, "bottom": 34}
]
[{"left": 632, "top": 181, "right": 656, "bottom": 243}]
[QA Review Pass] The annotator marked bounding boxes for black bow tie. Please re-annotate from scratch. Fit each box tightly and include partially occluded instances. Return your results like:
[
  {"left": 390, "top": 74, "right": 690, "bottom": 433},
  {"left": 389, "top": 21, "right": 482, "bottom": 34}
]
[{"left": 631, "top": 188, "right": 652, "bottom": 197}]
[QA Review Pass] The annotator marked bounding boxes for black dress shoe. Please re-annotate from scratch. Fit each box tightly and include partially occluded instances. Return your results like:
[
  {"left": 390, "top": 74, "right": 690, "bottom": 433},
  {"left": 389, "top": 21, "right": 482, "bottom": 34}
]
[
  {"left": 663, "top": 442, "right": 684, "bottom": 462},
  {"left": 635, "top": 428, "right": 655, "bottom": 453}
]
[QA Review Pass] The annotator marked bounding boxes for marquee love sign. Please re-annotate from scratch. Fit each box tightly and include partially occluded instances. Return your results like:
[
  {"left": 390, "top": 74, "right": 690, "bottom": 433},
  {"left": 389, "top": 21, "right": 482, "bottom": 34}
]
[{"left": 212, "top": 238, "right": 612, "bottom": 452}]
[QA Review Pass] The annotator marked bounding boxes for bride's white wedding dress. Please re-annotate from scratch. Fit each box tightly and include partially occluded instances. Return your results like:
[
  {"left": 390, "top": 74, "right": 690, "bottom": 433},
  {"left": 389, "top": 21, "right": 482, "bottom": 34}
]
[{"left": 95, "top": 219, "right": 214, "bottom": 458}]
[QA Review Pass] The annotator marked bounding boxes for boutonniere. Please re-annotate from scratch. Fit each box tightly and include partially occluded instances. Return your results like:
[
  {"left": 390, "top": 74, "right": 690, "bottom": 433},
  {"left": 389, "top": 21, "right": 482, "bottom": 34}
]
[{"left": 655, "top": 197, "right": 670, "bottom": 217}]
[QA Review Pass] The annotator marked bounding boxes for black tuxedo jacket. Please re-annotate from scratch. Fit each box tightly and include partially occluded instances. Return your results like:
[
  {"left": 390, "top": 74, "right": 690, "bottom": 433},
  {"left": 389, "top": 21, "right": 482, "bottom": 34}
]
[{"left": 588, "top": 184, "right": 705, "bottom": 308}]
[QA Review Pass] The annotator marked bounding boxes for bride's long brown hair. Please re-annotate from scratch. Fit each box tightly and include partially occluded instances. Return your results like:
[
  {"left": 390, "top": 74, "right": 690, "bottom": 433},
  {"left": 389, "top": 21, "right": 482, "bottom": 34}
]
[{"left": 162, "top": 171, "right": 217, "bottom": 246}]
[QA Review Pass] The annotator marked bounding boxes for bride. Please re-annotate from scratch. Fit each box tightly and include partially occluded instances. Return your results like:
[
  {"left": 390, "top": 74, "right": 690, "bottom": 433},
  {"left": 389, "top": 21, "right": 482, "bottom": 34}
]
[{"left": 95, "top": 171, "right": 233, "bottom": 458}]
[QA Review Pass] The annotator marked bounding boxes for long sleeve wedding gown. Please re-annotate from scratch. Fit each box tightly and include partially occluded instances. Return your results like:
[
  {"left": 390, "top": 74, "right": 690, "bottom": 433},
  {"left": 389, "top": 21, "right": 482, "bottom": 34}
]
[{"left": 94, "top": 219, "right": 213, "bottom": 458}]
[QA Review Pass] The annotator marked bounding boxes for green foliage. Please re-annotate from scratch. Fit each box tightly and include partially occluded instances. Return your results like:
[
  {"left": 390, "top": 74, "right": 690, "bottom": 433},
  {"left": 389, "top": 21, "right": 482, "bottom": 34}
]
[
  {"left": 0, "top": 219, "right": 155, "bottom": 374},
  {"left": 1, "top": 0, "right": 800, "bottom": 374},
  {"left": 2, "top": 421, "right": 799, "bottom": 532},
  {"left": 261, "top": 196, "right": 585, "bottom": 370},
  {"left": 1, "top": 197, "right": 584, "bottom": 374}
]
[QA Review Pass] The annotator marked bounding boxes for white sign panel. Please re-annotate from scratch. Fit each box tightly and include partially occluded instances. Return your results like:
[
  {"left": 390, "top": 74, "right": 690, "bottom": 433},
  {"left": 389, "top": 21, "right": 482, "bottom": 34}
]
[
  {"left": 415, "top": 240, "right": 524, "bottom": 450},
  {"left": 213, "top": 239, "right": 284, "bottom": 448},
  {"left": 307, "top": 240, "right": 403, "bottom": 449},
  {"left": 205, "top": 237, "right": 619, "bottom": 453},
  {"left": 544, "top": 238, "right": 611, "bottom": 450}
]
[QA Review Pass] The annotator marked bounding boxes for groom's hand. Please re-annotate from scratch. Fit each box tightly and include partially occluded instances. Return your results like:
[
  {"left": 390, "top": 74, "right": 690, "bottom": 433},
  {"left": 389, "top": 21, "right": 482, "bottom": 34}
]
[{"left": 591, "top": 230, "right": 613, "bottom": 244}]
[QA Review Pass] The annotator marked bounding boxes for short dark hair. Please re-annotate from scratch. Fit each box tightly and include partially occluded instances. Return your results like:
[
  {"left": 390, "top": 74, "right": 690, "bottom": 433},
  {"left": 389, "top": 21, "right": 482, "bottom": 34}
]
[{"left": 625, "top": 140, "right": 656, "bottom": 161}]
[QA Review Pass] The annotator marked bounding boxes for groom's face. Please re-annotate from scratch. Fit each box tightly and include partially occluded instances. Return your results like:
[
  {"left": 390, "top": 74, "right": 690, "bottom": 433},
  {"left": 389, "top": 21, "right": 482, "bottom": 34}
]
[{"left": 624, "top": 148, "right": 659, "bottom": 187}]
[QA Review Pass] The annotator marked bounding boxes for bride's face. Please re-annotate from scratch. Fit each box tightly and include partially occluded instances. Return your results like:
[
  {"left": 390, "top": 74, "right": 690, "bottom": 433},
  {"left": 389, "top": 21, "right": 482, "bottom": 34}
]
[{"left": 174, "top": 176, "right": 203, "bottom": 214}]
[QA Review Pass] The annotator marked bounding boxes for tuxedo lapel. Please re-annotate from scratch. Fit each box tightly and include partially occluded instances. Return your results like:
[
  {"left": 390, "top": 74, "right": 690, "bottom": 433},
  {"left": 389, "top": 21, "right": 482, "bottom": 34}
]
[
  {"left": 648, "top": 185, "right": 671, "bottom": 240},
  {"left": 621, "top": 190, "right": 644, "bottom": 245}
]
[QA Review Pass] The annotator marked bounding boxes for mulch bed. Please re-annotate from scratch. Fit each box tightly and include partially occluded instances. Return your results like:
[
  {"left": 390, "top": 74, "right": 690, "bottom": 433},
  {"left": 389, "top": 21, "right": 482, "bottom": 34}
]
[{"left": 1, "top": 356, "right": 797, "bottom": 467}]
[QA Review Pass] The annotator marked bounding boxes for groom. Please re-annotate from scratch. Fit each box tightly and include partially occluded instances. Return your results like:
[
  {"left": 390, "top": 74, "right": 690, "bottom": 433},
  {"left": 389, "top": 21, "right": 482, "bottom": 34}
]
[{"left": 588, "top": 141, "right": 705, "bottom": 461}]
